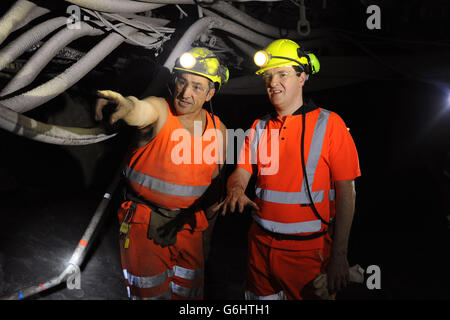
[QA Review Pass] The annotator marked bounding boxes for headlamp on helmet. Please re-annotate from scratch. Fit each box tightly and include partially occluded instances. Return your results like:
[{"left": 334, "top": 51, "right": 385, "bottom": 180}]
[
  {"left": 253, "top": 50, "right": 270, "bottom": 68},
  {"left": 179, "top": 52, "right": 197, "bottom": 69},
  {"left": 254, "top": 39, "right": 320, "bottom": 77},
  {"left": 173, "top": 47, "right": 229, "bottom": 89}
]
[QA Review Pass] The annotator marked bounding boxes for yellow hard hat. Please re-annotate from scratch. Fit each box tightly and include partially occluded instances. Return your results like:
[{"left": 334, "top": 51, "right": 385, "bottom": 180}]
[
  {"left": 254, "top": 39, "right": 320, "bottom": 76},
  {"left": 173, "top": 47, "right": 229, "bottom": 89}
]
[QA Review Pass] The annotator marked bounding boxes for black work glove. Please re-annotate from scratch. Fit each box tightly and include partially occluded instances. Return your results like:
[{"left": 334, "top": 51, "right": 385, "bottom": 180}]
[{"left": 148, "top": 208, "right": 196, "bottom": 248}]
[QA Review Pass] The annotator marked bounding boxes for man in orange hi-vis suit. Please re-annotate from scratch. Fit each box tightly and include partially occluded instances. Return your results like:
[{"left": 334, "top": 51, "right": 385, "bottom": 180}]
[
  {"left": 95, "top": 48, "right": 229, "bottom": 300},
  {"left": 214, "top": 39, "right": 361, "bottom": 300}
]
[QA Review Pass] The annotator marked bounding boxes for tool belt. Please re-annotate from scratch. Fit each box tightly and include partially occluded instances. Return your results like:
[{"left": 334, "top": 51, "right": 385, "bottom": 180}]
[{"left": 123, "top": 187, "right": 195, "bottom": 248}]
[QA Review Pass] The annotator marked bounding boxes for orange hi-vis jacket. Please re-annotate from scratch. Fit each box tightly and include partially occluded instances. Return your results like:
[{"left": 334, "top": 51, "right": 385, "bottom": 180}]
[
  {"left": 238, "top": 101, "right": 361, "bottom": 250},
  {"left": 117, "top": 101, "right": 222, "bottom": 300},
  {"left": 122, "top": 100, "right": 222, "bottom": 231}
]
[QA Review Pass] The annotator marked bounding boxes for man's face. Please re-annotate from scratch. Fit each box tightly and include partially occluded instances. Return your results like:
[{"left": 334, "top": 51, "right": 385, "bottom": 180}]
[
  {"left": 262, "top": 66, "right": 306, "bottom": 109},
  {"left": 173, "top": 72, "right": 215, "bottom": 116}
]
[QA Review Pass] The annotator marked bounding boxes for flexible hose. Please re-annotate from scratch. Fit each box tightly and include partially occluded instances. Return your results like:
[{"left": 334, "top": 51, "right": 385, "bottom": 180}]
[
  {"left": 0, "top": 101, "right": 117, "bottom": 145},
  {"left": 201, "top": 7, "right": 258, "bottom": 56},
  {"left": 65, "top": 0, "right": 165, "bottom": 13},
  {"left": 119, "top": 13, "right": 170, "bottom": 27},
  {"left": 0, "top": 17, "right": 67, "bottom": 72},
  {"left": 91, "top": 11, "right": 161, "bottom": 48},
  {"left": 208, "top": 1, "right": 325, "bottom": 39},
  {"left": 0, "top": 0, "right": 36, "bottom": 46},
  {"left": 0, "top": 25, "right": 138, "bottom": 113},
  {"left": 143, "top": 14, "right": 272, "bottom": 97},
  {"left": 164, "top": 15, "right": 272, "bottom": 71},
  {"left": 99, "top": 12, "right": 174, "bottom": 35},
  {"left": 1, "top": 22, "right": 104, "bottom": 97},
  {"left": 11, "top": 5, "right": 51, "bottom": 34},
  {"left": 227, "top": 36, "right": 257, "bottom": 57}
]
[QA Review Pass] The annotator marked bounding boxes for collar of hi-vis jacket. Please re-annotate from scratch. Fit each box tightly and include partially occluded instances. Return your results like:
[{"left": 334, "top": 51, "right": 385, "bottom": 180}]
[{"left": 268, "top": 98, "right": 319, "bottom": 119}]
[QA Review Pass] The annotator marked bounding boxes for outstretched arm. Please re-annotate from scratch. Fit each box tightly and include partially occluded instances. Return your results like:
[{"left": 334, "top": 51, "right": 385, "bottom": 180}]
[{"left": 95, "top": 90, "right": 159, "bottom": 129}]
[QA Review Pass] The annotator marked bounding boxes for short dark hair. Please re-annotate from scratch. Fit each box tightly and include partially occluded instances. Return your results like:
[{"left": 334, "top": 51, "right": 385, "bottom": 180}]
[{"left": 292, "top": 65, "right": 304, "bottom": 76}]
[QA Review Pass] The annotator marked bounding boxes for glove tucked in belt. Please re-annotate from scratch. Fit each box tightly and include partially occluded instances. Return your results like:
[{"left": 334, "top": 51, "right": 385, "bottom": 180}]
[
  {"left": 147, "top": 205, "right": 197, "bottom": 248},
  {"left": 122, "top": 186, "right": 198, "bottom": 248}
]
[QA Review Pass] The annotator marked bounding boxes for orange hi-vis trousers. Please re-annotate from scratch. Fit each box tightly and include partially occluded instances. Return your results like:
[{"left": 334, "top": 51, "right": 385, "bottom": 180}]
[
  {"left": 245, "top": 223, "right": 332, "bottom": 300},
  {"left": 118, "top": 202, "right": 204, "bottom": 300}
]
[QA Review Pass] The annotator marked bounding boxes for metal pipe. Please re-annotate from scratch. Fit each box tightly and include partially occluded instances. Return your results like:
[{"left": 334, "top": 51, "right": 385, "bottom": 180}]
[
  {"left": 67, "top": 173, "right": 121, "bottom": 267},
  {"left": 0, "top": 265, "right": 75, "bottom": 300},
  {"left": 0, "top": 17, "right": 67, "bottom": 72},
  {"left": 1, "top": 22, "right": 104, "bottom": 96},
  {"left": 0, "top": 173, "right": 121, "bottom": 300}
]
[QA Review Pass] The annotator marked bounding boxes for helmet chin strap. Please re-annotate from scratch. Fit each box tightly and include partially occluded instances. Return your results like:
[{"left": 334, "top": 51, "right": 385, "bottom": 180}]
[
  {"left": 167, "top": 81, "right": 173, "bottom": 97},
  {"left": 208, "top": 99, "right": 224, "bottom": 202}
]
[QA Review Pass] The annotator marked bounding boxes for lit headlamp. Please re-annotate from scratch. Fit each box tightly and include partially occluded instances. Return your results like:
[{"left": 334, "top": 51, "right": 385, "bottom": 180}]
[
  {"left": 254, "top": 50, "right": 306, "bottom": 68},
  {"left": 179, "top": 52, "right": 197, "bottom": 69},
  {"left": 254, "top": 50, "right": 270, "bottom": 67},
  {"left": 175, "top": 49, "right": 229, "bottom": 88}
]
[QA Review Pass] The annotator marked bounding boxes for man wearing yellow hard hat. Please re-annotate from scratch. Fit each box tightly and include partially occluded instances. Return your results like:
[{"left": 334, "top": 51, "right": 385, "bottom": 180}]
[
  {"left": 95, "top": 47, "right": 228, "bottom": 300},
  {"left": 214, "top": 39, "right": 361, "bottom": 300}
]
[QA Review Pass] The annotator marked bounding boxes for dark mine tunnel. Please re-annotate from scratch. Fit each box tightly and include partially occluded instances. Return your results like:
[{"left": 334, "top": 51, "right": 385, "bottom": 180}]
[{"left": 1, "top": 0, "right": 450, "bottom": 313}]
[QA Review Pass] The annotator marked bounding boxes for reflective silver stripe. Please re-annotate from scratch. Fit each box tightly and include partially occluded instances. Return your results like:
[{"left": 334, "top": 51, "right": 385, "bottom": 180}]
[
  {"left": 300, "top": 109, "right": 331, "bottom": 195},
  {"left": 329, "top": 189, "right": 335, "bottom": 201},
  {"left": 126, "top": 269, "right": 173, "bottom": 289},
  {"left": 245, "top": 290, "right": 287, "bottom": 300},
  {"left": 125, "top": 266, "right": 203, "bottom": 289},
  {"left": 129, "top": 281, "right": 203, "bottom": 300},
  {"left": 250, "top": 116, "right": 270, "bottom": 163},
  {"left": 256, "top": 187, "right": 335, "bottom": 205},
  {"left": 174, "top": 266, "right": 203, "bottom": 280},
  {"left": 124, "top": 166, "right": 209, "bottom": 197},
  {"left": 171, "top": 282, "right": 203, "bottom": 298},
  {"left": 255, "top": 188, "right": 324, "bottom": 205},
  {"left": 130, "top": 290, "right": 172, "bottom": 300},
  {"left": 252, "top": 212, "right": 321, "bottom": 234},
  {"left": 255, "top": 109, "right": 331, "bottom": 205}
]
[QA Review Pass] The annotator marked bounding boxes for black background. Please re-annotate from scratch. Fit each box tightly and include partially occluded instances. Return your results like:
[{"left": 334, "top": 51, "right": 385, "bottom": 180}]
[{"left": 0, "top": 0, "right": 449, "bottom": 308}]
